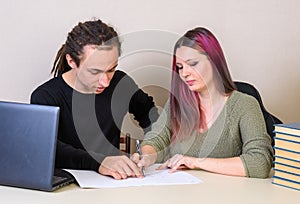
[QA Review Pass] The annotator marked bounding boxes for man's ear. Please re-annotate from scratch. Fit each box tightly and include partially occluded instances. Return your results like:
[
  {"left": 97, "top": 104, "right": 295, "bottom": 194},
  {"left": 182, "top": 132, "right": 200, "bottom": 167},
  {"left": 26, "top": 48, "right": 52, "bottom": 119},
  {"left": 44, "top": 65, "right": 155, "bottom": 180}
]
[{"left": 66, "top": 54, "right": 77, "bottom": 69}]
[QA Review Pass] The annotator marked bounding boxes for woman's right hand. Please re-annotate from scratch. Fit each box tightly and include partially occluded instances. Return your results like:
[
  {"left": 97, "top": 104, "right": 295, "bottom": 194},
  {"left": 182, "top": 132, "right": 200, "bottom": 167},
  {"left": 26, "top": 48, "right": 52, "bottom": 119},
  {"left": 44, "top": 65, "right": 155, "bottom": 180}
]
[
  {"left": 131, "top": 144, "right": 158, "bottom": 169},
  {"left": 130, "top": 152, "right": 156, "bottom": 169}
]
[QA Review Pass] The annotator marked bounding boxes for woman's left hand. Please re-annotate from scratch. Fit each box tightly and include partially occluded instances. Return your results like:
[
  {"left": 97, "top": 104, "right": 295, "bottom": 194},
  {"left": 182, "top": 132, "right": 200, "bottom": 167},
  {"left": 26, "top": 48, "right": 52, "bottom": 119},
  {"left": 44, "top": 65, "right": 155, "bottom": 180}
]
[{"left": 157, "top": 154, "right": 200, "bottom": 173}]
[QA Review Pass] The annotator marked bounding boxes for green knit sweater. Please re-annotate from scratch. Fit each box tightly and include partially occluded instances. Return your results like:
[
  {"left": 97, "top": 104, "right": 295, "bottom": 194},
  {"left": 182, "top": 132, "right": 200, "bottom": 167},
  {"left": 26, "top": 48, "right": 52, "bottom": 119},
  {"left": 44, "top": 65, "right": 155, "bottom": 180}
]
[{"left": 142, "top": 91, "right": 274, "bottom": 178}]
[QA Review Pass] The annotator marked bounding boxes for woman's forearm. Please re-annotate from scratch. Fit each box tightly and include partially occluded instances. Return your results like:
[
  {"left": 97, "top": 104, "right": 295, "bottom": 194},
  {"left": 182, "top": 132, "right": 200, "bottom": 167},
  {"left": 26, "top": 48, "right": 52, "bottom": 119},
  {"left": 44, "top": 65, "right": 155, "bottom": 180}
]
[{"left": 196, "top": 156, "right": 246, "bottom": 177}]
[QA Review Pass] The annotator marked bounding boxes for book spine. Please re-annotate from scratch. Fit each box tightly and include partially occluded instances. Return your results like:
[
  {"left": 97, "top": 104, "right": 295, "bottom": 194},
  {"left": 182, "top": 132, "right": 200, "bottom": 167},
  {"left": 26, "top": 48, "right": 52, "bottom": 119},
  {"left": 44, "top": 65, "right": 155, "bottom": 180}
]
[
  {"left": 272, "top": 181, "right": 300, "bottom": 191},
  {"left": 274, "top": 123, "right": 300, "bottom": 131},
  {"left": 274, "top": 123, "right": 300, "bottom": 136},
  {"left": 274, "top": 147, "right": 300, "bottom": 155},
  {"left": 274, "top": 161, "right": 300, "bottom": 170},
  {"left": 275, "top": 155, "right": 300, "bottom": 163},
  {"left": 274, "top": 131, "right": 300, "bottom": 140},
  {"left": 274, "top": 168, "right": 300, "bottom": 177},
  {"left": 273, "top": 175, "right": 300, "bottom": 184}
]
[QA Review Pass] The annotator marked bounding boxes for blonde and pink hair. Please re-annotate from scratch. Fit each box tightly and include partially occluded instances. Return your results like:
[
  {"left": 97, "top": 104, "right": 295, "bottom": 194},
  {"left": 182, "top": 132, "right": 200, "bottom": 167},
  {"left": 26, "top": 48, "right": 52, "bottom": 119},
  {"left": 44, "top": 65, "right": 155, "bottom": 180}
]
[{"left": 170, "top": 27, "right": 236, "bottom": 142}]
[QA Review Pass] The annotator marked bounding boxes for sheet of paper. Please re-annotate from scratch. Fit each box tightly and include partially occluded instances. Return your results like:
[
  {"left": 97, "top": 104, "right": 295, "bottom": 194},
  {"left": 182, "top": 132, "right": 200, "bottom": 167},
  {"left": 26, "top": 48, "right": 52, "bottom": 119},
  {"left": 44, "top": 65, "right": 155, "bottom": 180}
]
[{"left": 65, "top": 164, "right": 202, "bottom": 188}]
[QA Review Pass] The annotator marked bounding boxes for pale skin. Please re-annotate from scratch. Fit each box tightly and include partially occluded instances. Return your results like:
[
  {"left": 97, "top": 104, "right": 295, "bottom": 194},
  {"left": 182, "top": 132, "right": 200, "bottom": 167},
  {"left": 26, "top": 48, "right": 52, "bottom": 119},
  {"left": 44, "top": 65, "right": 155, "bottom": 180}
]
[
  {"left": 132, "top": 46, "right": 246, "bottom": 177},
  {"left": 63, "top": 45, "right": 143, "bottom": 179}
]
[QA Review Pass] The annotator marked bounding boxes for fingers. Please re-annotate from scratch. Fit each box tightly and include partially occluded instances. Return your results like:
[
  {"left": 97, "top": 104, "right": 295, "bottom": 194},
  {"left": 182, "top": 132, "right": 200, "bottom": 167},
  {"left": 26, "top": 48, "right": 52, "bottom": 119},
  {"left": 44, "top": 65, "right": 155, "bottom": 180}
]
[
  {"left": 130, "top": 153, "right": 140, "bottom": 164},
  {"left": 130, "top": 153, "right": 146, "bottom": 177},
  {"left": 126, "top": 157, "right": 144, "bottom": 178},
  {"left": 100, "top": 154, "right": 192, "bottom": 179},
  {"left": 157, "top": 161, "right": 168, "bottom": 170},
  {"left": 118, "top": 156, "right": 143, "bottom": 178},
  {"left": 99, "top": 155, "right": 143, "bottom": 179},
  {"left": 110, "top": 171, "right": 122, "bottom": 180},
  {"left": 167, "top": 154, "right": 184, "bottom": 167},
  {"left": 99, "top": 165, "right": 123, "bottom": 180},
  {"left": 165, "top": 154, "right": 185, "bottom": 173},
  {"left": 131, "top": 153, "right": 155, "bottom": 169},
  {"left": 137, "top": 157, "right": 146, "bottom": 168}
]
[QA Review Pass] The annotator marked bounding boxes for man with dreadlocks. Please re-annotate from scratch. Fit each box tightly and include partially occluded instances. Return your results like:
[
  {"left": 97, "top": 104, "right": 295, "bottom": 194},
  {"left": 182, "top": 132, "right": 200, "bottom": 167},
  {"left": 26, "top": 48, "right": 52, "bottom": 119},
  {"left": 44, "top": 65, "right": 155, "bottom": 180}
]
[{"left": 31, "top": 19, "right": 158, "bottom": 180}]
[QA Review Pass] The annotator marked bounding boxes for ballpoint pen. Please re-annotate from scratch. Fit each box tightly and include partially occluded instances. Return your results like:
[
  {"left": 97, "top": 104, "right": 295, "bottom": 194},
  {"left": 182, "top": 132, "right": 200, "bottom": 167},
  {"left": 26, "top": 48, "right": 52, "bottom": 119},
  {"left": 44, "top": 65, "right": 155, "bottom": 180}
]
[{"left": 135, "top": 139, "right": 146, "bottom": 177}]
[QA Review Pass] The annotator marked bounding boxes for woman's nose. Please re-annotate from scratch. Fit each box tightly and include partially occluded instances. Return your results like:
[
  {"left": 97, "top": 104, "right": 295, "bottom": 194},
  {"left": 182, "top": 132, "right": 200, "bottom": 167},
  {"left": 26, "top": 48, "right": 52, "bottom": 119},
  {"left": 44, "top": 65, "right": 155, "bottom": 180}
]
[{"left": 181, "top": 65, "right": 191, "bottom": 78}]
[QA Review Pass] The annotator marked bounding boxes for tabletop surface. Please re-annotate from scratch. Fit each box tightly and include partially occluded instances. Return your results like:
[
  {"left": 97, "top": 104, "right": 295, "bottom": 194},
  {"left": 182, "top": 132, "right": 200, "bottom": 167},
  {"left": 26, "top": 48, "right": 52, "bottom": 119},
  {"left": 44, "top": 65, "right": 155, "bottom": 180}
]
[{"left": 0, "top": 169, "right": 299, "bottom": 204}]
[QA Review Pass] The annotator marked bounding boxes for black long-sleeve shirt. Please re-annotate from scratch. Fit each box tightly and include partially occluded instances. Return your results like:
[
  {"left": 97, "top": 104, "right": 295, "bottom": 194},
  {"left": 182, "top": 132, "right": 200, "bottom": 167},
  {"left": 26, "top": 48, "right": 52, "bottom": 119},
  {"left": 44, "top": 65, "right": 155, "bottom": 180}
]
[{"left": 30, "top": 70, "right": 158, "bottom": 172}]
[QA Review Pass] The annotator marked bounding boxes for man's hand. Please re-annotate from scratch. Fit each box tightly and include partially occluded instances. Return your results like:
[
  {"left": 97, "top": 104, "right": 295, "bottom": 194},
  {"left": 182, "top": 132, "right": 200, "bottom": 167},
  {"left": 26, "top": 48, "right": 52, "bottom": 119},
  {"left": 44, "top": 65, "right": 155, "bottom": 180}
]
[{"left": 98, "top": 155, "right": 143, "bottom": 180}]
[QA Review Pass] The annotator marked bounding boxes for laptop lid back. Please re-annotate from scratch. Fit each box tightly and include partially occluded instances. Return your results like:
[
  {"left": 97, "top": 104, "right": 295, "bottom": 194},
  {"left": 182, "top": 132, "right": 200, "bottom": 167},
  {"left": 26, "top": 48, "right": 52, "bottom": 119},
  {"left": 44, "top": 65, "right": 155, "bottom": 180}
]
[{"left": 0, "top": 101, "right": 59, "bottom": 191}]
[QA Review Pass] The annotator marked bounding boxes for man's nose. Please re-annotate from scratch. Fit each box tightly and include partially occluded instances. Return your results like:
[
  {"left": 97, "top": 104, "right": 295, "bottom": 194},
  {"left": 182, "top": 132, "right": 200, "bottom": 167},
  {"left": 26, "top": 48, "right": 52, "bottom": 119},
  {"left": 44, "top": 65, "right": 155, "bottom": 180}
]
[{"left": 99, "top": 73, "right": 109, "bottom": 87}]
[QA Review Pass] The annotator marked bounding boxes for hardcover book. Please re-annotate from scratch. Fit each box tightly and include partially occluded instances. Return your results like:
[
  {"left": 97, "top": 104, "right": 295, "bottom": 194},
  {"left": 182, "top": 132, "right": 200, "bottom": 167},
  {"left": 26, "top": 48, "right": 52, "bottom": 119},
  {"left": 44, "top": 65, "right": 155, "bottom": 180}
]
[
  {"left": 274, "top": 147, "right": 300, "bottom": 161},
  {"left": 274, "top": 138, "right": 300, "bottom": 152},
  {"left": 274, "top": 163, "right": 300, "bottom": 176},
  {"left": 274, "top": 156, "right": 300, "bottom": 168},
  {"left": 272, "top": 176, "right": 300, "bottom": 191},
  {"left": 274, "top": 132, "right": 300, "bottom": 143},
  {"left": 273, "top": 170, "right": 300, "bottom": 183},
  {"left": 274, "top": 123, "right": 300, "bottom": 136}
]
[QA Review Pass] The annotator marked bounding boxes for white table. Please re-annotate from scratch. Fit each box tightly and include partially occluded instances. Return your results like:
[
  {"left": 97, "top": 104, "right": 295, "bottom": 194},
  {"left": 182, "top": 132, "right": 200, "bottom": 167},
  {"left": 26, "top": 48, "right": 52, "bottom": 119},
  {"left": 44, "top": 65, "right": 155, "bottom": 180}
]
[{"left": 0, "top": 170, "right": 299, "bottom": 204}]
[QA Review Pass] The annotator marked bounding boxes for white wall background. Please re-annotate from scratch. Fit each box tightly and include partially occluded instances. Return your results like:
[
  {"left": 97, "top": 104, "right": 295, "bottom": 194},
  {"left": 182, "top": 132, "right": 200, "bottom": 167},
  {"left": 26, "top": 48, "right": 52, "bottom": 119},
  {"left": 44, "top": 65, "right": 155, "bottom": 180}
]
[{"left": 0, "top": 0, "right": 299, "bottom": 125}]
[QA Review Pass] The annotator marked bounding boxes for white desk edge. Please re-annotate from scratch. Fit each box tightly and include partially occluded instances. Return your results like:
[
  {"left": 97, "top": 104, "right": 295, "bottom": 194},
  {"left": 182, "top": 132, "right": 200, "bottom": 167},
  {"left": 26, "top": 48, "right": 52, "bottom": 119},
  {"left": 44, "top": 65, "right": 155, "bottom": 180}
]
[{"left": 0, "top": 169, "right": 299, "bottom": 204}]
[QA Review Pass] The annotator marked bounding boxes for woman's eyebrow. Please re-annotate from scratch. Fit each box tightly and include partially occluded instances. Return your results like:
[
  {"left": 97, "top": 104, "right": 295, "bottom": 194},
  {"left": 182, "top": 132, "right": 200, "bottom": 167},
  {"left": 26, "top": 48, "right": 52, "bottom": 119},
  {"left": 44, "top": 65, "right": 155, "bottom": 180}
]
[{"left": 185, "top": 58, "right": 198, "bottom": 62}]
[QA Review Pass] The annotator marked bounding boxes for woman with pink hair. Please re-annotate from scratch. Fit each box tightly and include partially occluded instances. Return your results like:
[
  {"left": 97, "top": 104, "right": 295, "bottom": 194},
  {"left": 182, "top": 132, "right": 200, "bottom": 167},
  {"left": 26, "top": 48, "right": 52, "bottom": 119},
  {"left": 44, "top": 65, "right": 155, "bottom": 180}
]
[{"left": 134, "top": 27, "right": 273, "bottom": 178}]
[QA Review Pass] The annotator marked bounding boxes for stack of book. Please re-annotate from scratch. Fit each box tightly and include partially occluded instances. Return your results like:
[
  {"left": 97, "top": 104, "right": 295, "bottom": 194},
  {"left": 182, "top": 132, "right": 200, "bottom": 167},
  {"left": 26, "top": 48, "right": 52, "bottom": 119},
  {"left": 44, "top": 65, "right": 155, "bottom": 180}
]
[{"left": 272, "top": 123, "right": 300, "bottom": 191}]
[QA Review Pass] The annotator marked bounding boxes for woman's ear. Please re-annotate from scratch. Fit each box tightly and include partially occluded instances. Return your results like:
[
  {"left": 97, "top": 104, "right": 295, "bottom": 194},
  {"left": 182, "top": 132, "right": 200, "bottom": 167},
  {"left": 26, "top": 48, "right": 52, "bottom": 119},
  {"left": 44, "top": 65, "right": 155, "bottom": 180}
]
[{"left": 66, "top": 54, "right": 77, "bottom": 69}]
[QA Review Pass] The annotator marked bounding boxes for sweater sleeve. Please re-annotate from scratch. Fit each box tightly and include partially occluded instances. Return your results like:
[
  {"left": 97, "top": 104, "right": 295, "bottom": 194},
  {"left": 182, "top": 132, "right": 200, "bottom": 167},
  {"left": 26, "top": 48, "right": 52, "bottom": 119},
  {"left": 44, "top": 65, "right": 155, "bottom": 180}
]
[
  {"left": 141, "top": 100, "right": 172, "bottom": 162},
  {"left": 55, "top": 140, "right": 100, "bottom": 171},
  {"left": 30, "top": 86, "right": 100, "bottom": 172},
  {"left": 238, "top": 96, "right": 274, "bottom": 178},
  {"left": 126, "top": 78, "right": 159, "bottom": 133}
]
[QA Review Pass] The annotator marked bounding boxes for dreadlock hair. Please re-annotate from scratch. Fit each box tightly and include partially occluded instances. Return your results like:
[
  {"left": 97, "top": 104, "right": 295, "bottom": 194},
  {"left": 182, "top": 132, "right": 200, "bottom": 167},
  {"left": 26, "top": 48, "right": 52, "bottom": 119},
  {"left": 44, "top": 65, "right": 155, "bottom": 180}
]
[{"left": 51, "top": 19, "right": 121, "bottom": 77}]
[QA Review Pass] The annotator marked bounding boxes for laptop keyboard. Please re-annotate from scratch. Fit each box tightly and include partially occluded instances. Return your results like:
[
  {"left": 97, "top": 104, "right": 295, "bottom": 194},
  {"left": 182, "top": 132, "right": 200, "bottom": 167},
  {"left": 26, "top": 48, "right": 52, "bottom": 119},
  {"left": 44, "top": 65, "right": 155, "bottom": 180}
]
[{"left": 52, "top": 176, "right": 68, "bottom": 185}]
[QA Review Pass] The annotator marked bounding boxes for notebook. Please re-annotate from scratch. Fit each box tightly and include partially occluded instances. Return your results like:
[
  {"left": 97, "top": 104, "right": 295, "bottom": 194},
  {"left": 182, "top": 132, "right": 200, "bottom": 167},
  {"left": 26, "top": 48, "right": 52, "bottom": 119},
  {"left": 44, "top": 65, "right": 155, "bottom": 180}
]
[{"left": 0, "top": 101, "right": 74, "bottom": 191}]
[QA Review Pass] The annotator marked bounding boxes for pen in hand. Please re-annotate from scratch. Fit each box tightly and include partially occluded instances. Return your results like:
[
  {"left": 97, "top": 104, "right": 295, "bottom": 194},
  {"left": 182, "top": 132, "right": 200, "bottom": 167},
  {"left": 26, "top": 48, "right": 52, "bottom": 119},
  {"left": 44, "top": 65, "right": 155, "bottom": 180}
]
[{"left": 135, "top": 139, "right": 146, "bottom": 177}]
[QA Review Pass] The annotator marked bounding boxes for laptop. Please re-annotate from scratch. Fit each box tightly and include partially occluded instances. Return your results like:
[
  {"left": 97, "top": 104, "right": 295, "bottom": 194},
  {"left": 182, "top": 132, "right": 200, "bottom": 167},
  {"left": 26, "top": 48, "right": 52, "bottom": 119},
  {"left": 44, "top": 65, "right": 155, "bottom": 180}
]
[{"left": 0, "top": 101, "right": 74, "bottom": 191}]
